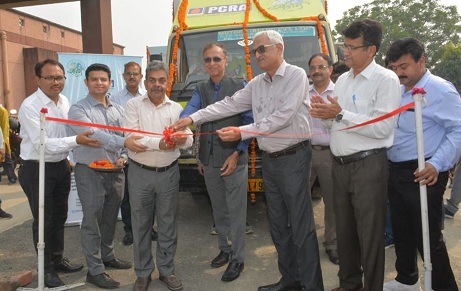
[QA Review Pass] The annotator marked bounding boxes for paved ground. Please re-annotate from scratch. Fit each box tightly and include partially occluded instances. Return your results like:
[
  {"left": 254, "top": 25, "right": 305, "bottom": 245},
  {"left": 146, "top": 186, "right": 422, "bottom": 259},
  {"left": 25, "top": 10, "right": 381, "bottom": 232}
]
[{"left": 0, "top": 176, "right": 460, "bottom": 290}]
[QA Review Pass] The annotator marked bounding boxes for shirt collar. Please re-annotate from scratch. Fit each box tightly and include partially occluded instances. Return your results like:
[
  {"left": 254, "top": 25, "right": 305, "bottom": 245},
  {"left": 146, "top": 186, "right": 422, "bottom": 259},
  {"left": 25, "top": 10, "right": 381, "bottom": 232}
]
[
  {"left": 141, "top": 93, "right": 172, "bottom": 107},
  {"left": 403, "top": 69, "right": 430, "bottom": 94},
  {"left": 37, "top": 88, "right": 64, "bottom": 106},
  {"left": 309, "top": 80, "right": 335, "bottom": 95},
  {"left": 350, "top": 59, "right": 377, "bottom": 80},
  {"left": 263, "top": 60, "right": 287, "bottom": 82},
  {"left": 87, "top": 94, "right": 112, "bottom": 107}
]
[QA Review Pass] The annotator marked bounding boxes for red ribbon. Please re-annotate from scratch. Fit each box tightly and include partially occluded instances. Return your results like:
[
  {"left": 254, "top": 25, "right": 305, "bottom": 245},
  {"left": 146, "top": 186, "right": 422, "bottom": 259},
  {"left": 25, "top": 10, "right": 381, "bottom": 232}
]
[{"left": 44, "top": 102, "right": 415, "bottom": 139}]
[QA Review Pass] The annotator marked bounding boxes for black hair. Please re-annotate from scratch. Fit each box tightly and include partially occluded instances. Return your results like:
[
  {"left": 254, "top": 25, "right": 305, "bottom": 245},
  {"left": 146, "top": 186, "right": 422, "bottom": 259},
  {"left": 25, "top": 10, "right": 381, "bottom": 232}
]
[
  {"left": 85, "top": 63, "right": 111, "bottom": 79},
  {"left": 342, "top": 19, "right": 383, "bottom": 54},
  {"left": 385, "top": 37, "right": 425, "bottom": 64},
  {"left": 34, "top": 59, "right": 65, "bottom": 77}
]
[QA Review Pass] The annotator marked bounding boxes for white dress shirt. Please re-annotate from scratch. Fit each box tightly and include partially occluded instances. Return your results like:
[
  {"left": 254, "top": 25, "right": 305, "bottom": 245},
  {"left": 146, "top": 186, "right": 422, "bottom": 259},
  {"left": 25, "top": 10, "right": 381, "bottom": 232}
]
[
  {"left": 330, "top": 60, "right": 401, "bottom": 156},
  {"left": 19, "top": 88, "right": 78, "bottom": 162},
  {"left": 123, "top": 94, "right": 193, "bottom": 167}
]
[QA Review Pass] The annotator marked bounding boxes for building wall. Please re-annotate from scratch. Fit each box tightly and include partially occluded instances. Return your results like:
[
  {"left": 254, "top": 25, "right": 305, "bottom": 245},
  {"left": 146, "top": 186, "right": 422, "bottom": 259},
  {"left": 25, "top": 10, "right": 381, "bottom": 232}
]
[{"left": 0, "top": 8, "right": 124, "bottom": 111}]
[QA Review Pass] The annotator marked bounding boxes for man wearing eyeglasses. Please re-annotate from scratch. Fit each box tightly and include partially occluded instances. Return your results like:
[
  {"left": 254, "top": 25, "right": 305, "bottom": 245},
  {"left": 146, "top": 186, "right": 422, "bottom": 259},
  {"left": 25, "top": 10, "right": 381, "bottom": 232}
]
[
  {"left": 180, "top": 42, "right": 253, "bottom": 283},
  {"left": 172, "top": 30, "right": 323, "bottom": 291},
  {"left": 110, "top": 62, "right": 159, "bottom": 247},
  {"left": 310, "top": 19, "right": 401, "bottom": 291},
  {"left": 18, "top": 59, "right": 101, "bottom": 288},
  {"left": 307, "top": 53, "right": 339, "bottom": 266}
]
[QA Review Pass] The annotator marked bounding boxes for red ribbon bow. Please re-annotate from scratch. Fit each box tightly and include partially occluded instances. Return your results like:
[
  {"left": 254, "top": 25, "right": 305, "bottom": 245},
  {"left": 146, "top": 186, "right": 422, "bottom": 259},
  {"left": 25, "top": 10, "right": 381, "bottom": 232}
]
[
  {"left": 163, "top": 128, "right": 175, "bottom": 145},
  {"left": 411, "top": 87, "right": 427, "bottom": 95}
]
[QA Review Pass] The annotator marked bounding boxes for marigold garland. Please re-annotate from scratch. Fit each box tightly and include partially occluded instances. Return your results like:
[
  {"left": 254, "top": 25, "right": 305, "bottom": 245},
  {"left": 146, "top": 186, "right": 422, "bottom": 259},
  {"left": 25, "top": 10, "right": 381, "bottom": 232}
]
[
  {"left": 301, "top": 16, "right": 328, "bottom": 55},
  {"left": 253, "top": 0, "right": 279, "bottom": 22},
  {"left": 167, "top": 0, "right": 189, "bottom": 97},
  {"left": 325, "top": 0, "right": 328, "bottom": 14},
  {"left": 243, "top": 0, "right": 253, "bottom": 80}
]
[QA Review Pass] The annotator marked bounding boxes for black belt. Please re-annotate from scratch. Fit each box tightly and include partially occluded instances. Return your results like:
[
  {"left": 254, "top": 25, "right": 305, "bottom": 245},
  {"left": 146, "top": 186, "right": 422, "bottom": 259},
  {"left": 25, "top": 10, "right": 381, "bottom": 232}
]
[
  {"left": 312, "top": 145, "right": 330, "bottom": 151},
  {"left": 333, "top": 148, "right": 385, "bottom": 164},
  {"left": 130, "top": 159, "right": 177, "bottom": 172},
  {"left": 266, "top": 140, "right": 310, "bottom": 159}
]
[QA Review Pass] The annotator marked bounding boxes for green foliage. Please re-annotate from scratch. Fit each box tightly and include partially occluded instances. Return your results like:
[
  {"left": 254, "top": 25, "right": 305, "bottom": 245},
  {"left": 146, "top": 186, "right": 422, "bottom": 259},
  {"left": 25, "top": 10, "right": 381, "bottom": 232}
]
[
  {"left": 433, "top": 43, "right": 461, "bottom": 92},
  {"left": 333, "top": 0, "right": 461, "bottom": 69}
]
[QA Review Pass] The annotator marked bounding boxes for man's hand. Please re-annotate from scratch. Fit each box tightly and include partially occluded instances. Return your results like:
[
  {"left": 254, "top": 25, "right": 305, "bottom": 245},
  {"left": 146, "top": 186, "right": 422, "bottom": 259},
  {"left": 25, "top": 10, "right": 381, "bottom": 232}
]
[
  {"left": 170, "top": 131, "right": 188, "bottom": 145},
  {"left": 197, "top": 163, "right": 204, "bottom": 176},
  {"left": 171, "top": 117, "right": 193, "bottom": 132},
  {"left": 159, "top": 138, "right": 175, "bottom": 150},
  {"left": 76, "top": 130, "right": 101, "bottom": 147},
  {"left": 216, "top": 127, "right": 242, "bottom": 142},
  {"left": 221, "top": 152, "right": 239, "bottom": 176},
  {"left": 115, "top": 157, "right": 126, "bottom": 167},
  {"left": 125, "top": 135, "right": 148, "bottom": 153},
  {"left": 414, "top": 162, "right": 439, "bottom": 186},
  {"left": 309, "top": 95, "right": 341, "bottom": 119}
]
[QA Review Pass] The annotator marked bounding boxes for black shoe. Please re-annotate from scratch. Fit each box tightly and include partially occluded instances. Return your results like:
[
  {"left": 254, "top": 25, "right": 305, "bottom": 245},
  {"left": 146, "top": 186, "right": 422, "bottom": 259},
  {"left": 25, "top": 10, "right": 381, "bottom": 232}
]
[
  {"left": 123, "top": 231, "right": 133, "bottom": 245},
  {"left": 8, "top": 178, "right": 17, "bottom": 185},
  {"left": 258, "top": 279, "right": 303, "bottom": 291},
  {"left": 45, "top": 270, "right": 65, "bottom": 288},
  {"left": 53, "top": 258, "right": 83, "bottom": 273},
  {"left": 0, "top": 208, "right": 12, "bottom": 219},
  {"left": 326, "top": 249, "right": 339, "bottom": 265},
  {"left": 151, "top": 229, "right": 158, "bottom": 241},
  {"left": 103, "top": 257, "right": 132, "bottom": 269},
  {"left": 86, "top": 272, "right": 120, "bottom": 289},
  {"left": 221, "top": 260, "right": 244, "bottom": 282},
  {"left": 211, "top": 251, "right": 230, "bottom": 268}
]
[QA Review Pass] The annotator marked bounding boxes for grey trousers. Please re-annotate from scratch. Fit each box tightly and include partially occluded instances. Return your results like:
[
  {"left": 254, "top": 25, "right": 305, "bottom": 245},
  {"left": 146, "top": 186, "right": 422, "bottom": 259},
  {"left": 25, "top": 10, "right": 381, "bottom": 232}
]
[
  {"left": 202, "top": 160, "right": 247, "bottom": 263},
  {"left": 332, "top": 150, "right": 388, "bottom": 291},
  {"left": 74, "top": 164, "right": 124, "bottom": 275},
  {"left": 309, "top": 147, "right": 337, "bottom": 250},
  {"left": 446, "top": 162, "right": 461, "bottom": 214},
  {"left": 128, "top": 162, "right": 180, "bottom": 277},
  {"left": 262, "top": 146, "right": 324, "bottom": 291}
]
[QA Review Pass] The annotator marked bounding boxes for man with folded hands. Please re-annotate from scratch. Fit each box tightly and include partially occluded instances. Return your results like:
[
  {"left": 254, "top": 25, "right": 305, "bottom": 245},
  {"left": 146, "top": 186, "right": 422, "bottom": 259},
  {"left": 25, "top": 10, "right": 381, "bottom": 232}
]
[{"left": 310, "top": 19, "right": 401, "bottom": 291}]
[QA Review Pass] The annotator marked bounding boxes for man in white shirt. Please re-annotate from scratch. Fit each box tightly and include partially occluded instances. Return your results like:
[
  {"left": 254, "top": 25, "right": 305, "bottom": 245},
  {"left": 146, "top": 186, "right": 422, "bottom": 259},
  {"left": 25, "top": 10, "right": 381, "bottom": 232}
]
[
  {"left": 110, "top": 61, "right": 158, "bottom": 246},
  {"left": 18, "top": 59, "right": 99, "bottom": 288},
  {"left": 310, "top": 19, "right": 401, "bottom": 291},
  {"left": 123, "top": 60, "right": 192, "bottom": 291}
]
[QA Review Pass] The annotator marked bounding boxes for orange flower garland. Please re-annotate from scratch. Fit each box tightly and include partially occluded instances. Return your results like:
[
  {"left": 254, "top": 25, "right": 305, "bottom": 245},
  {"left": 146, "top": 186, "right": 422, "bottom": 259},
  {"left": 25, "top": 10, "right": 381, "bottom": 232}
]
[
  {"left": 253, "top": 0, "right": 279, "bottom": 22},
  {"left": 90, "top": 160, "right": 115, "bottom": 169},
  {"left": 243, "top": 0, "right": 253, "bottom": 80},
  {"left": 167, "top": 0, "right": 189, "bottom": 97},
  {"left": 302, "top": 16, "right": 328, "bottom": 55}
]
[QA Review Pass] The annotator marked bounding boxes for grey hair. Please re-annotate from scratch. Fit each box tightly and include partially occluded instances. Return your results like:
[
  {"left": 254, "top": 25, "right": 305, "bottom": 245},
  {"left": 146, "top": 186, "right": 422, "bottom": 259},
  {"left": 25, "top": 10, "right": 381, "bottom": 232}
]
[
  {"left": 145, "top": 60, "right": 169, "bottom": 76},
  {"left": 253, "top": 30, "right": 284, "bottom": 53}
]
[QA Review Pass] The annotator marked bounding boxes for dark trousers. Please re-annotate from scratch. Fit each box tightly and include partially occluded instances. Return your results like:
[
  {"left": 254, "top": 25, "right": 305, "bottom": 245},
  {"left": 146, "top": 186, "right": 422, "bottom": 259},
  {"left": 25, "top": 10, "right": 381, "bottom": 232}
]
[
  {"left": 388, "top": 162, "right": 458, "bottom": 291},
  {"left": 332, "top": 150, "right": 388, "bottom": 291},
  {"left": 1, "top": 152, "right": 17, "bottom": 182},
  {"left": 18, "top": 159, "right": 70, "bottom": 272},
  {"left": 262, "top": 146, "right": 324, "bottom": 291},
  {"left": 120, "top": 164, "right": 155, "bottom": 233}
]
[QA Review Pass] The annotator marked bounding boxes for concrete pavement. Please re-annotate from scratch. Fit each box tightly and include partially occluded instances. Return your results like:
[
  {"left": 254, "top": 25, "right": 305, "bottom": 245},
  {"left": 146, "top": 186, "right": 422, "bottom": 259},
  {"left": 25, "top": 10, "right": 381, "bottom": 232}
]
[{"left": 0, "top": 177, "right": 460, "bottom": 290}]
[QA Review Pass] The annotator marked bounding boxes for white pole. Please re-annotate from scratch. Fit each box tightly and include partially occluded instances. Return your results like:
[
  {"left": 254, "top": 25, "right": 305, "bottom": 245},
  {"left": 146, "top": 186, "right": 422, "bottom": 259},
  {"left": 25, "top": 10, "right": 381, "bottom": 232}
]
[
  {"left": 412, "top": 91, "right": 432, "bottom": 291},
  {"left": 38, "top": 109, "right": 46, "bottom": 291}
]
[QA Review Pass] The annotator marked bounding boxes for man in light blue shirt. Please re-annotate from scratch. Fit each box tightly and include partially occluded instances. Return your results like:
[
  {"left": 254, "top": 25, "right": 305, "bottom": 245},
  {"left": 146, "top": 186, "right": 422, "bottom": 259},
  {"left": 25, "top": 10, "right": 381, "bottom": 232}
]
[{"left": 385, "top": 37, "right": 461, "bottom": 291}]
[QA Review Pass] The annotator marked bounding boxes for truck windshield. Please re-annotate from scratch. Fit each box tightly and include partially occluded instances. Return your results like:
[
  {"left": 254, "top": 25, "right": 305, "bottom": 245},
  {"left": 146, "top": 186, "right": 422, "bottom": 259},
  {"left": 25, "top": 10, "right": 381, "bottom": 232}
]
[{"left": 172, "top": 25, "right": 323, "bottom": 83}]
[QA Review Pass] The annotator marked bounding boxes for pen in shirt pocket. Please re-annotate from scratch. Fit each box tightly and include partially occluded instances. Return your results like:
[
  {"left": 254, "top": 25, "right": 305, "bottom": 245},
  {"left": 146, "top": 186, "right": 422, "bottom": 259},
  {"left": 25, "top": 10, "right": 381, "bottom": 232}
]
[{"left": 352, "top": 94, "right": 358, "bottom": 112}]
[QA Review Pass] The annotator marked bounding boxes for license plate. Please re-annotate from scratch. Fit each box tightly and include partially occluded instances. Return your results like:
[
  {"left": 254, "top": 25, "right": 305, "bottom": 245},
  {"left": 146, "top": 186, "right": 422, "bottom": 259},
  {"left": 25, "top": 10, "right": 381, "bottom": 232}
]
[{"left": 247, "top": 178, "right": 264, "bottom": 192}]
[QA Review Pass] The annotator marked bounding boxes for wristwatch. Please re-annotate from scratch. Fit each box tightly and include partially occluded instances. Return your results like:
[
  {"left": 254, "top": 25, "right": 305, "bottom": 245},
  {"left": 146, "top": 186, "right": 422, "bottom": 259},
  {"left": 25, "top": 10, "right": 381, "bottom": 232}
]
[{"left": 335, "top": 110, "right": 344, "bottom": 122}]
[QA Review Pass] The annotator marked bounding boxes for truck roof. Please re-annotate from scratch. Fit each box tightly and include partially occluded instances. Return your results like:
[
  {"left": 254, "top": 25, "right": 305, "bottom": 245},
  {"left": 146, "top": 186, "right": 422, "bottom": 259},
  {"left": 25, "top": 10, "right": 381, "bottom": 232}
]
[{"left": 173, "top": 0, "right": 329, "bottom": 30}]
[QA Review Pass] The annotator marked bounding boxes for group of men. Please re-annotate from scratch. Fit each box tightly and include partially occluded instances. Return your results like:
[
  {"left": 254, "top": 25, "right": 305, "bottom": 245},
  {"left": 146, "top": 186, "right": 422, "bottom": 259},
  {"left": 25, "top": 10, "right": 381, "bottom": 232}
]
[{"left": 16, "top": 17, "right": 460, "bottom": 291}]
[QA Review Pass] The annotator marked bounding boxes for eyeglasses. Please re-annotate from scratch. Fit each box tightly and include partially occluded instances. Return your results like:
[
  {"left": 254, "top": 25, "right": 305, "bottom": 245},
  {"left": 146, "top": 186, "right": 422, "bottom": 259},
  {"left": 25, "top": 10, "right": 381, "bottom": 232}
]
[
  {"left": 39, "top": 75, "right": 66, "bottom": 82},
  {"left": 342, "top": 44, "right": 370, "bottom": 51},
  {"left": 250, "top": 44, "right": 276, "bottom": 57},
  {"left": 309, "top": 65, "right": 330, "bottom": 71},
  {"left": 203, "top": 56, "right": 224, "bottom": 63},
  {"left": 124, "top": 72, "right": 140, "bottom": 77}
]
